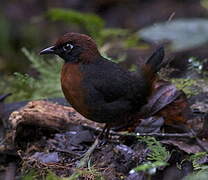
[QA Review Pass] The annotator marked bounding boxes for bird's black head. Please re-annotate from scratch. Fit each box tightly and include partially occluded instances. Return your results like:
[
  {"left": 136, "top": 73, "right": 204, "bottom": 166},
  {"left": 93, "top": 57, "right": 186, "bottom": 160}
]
[{"left": 40, "top": 32, "right": 100, "bottom": 63}]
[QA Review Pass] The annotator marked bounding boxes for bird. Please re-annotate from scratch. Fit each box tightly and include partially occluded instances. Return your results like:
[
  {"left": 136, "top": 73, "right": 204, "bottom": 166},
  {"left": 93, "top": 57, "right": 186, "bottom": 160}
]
[{"left": 40, "top": 32, "right": 165, "bottom": 136}]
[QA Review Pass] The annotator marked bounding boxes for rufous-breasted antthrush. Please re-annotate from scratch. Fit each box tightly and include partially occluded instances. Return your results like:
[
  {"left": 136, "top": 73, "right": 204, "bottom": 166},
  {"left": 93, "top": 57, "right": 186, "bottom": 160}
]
[{"left": 40, "top": 32, "right": 164, "bottom": 133}]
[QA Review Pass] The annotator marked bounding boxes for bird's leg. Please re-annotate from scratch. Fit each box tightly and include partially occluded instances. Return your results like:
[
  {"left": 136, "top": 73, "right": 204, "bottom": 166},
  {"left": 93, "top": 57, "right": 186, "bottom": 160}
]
[
  {"left": 97, "top": 124, "right": 111, "bottom": 146},
  {"left": 104, "top": 127, "right": 110, "bottom": 139},
  {"left": 98, "top": 124, "right": 108, "bottom": 139}
]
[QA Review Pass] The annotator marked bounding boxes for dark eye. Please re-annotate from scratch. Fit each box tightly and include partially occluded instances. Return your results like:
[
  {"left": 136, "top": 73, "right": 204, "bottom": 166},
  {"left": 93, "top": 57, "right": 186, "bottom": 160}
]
[{"left": 63, "top": 43, "right": 73, "bottom": 51}]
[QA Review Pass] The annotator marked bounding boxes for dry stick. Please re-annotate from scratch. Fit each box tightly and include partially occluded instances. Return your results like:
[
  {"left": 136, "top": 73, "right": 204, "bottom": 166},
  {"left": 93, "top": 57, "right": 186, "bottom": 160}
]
[
  {"left": 0, "top": 93, "right": 12, "bottom": 102},
  {"left": 113, "top": 128, "right": 208, "bottom": 152},
  {"left": 111, "top": 132, "right": 194, "bottom": 138},
  {"left": 83, "top": 125, "right": 194, "bottom": 138},
  {"left": 84, "top": 124, "right": 208, "bottom": 152},
  {"left": 88, "top": 125, "right": 208, "bottom": 153},
  {"left": 69, "top": 137, "right": 99, "bottom": 179},
  {"left": 77, "top": 137, "right": 99, "bottom": 168},
  {"left": 111, "top": 130, "right": 208, "bottom": 152}
]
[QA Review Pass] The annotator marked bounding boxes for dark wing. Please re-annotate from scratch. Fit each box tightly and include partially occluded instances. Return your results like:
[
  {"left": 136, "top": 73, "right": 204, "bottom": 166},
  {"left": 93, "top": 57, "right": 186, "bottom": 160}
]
[
  {"left": 83, "top": 85, "right": 132, "bottom": 123},
  {"left": 92, "top": 60, "right": 137, "bottom": 102},
  {"left": 80, "top": 58, "right": 150, "bottom": 123},
  {"left": 82, "top": 58, "right": 149, "bottom": 108}
]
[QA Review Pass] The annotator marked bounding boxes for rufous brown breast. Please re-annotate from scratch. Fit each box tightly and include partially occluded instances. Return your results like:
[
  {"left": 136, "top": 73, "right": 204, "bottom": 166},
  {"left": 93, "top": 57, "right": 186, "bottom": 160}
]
[{"left": 61, "top": 63, "right": 90, "bottom": 118}]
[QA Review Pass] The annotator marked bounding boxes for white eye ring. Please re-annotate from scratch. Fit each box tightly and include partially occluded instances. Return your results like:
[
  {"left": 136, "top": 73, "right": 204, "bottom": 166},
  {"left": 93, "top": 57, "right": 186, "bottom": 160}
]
[{"left": 63, "top": 43, "right": 73, "bottom": 51}]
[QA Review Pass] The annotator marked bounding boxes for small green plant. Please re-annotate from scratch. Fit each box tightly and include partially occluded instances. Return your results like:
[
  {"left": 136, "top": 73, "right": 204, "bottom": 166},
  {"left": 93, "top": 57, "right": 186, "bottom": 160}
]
[
  {"left": 22, "top": 170, "right": 65, "bottom": 180},
  {"left": 133, "top": 137, "right": 170, "bottom": 174},
  {"left": 68, "top": 168, "right": 104, "bottom": 180},
  {"left": 21, "top": 160, "right": 104, "bottom": 180},
  {"left": 188, "top": 152, "right": 208, "bottom": 171},
  {"left": 179, "top": 152, "right": 208, "bottom": 180},
  {"left": 22, "top": 170, "right": 38, "bottom": 180},
  {"left": 134, "top": 161, "right": 167, "bottom": 174},
  {"left": 171, "top": 78, "right": 198, "bottom": 97},
  {"left": 68, "top": 159, "right": 104, "bottom": 180},
  {"left": 0, "top": 48, "right": 63, "bottom": 102},
  {"left": 140, "top": 136, "right": 170, "bottom": 162}
]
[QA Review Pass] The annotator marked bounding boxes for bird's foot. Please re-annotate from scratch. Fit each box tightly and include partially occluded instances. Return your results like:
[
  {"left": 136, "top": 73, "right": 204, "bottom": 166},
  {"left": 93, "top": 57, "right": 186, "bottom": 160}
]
[
  {"left": 98, "top": 124, "right": 110, "bottom": 139},
  {"left": 97, "top": 124, "right": 111, "bottom": 146}
]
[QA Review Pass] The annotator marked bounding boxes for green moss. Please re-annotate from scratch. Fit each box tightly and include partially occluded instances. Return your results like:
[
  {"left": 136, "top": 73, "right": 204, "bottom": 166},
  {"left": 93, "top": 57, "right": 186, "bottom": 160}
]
[{"left": 171, "top": 78, "right": 199, "bottom": 97}]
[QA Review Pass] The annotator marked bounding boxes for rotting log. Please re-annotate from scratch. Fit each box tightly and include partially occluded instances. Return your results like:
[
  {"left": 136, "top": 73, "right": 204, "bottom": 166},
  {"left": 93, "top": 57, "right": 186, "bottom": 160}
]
[
  {"left": 8, "top": 100, "right": 103, "bottom": 145},
  {"left": 1, "top": 98, "right": 69, "bottom": 123}
]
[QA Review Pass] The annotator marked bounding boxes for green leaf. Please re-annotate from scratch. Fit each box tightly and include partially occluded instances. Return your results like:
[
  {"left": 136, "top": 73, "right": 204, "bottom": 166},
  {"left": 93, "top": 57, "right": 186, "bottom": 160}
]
[
  {"left": 134, "top": 161, "right": 167, "bottom": 173},
  {"left": 138, "top": 136, "right": 170, "bottom": 162}
]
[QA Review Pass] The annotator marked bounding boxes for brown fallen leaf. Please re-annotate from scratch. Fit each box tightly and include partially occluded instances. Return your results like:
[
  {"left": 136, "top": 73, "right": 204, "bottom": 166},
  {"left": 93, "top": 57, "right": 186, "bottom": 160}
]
[
  {"left": 140, "top": 80, "right": 191, "bottom": 126},
  {"left": 158, "top": 91, "right": 190, "bottom": 126}
]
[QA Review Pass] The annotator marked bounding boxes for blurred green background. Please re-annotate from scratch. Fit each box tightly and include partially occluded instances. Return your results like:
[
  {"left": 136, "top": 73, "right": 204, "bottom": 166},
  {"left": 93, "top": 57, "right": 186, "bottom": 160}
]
[{"left": 1, "top": 0, "right": 208, "bottom": 102}]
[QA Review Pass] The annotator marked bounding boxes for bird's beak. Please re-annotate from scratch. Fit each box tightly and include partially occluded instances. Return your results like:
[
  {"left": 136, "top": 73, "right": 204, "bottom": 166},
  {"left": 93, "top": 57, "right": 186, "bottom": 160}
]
[{"left": 39, "top": 46, "right": 55, "bottom": 55}]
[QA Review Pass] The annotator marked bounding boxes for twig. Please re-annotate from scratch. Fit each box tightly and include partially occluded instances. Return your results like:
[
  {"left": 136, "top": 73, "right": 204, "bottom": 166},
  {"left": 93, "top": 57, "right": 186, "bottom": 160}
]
[
  {"left": 0, "top": 93, "right": 12, "bottom": 102},
  {"left": 85, "top": 124, "right": 207, "bottom": 152},
  {"left": 77, "top": 137, "right": 99, "bottom": 168},
  {"left": 83, "top": 125, "right": 195, "bottom": 138},
  {"left": 168, "top": 12, "right": 175, "bottom": 22},
  {"left": 69, "top": 137, "right": 99, "bottom": 179},
  {"left": 55, "top": 148, "right": 81, "bottom": 157},
  {"left": 110, "top": 131, "right": 195, "bottom": 138}
]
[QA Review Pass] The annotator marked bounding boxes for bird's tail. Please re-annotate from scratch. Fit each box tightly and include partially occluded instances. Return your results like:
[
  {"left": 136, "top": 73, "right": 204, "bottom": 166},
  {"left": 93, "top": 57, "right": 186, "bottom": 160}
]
[{"left": 145, "top": 47, "right": 165, "bottom": 73}]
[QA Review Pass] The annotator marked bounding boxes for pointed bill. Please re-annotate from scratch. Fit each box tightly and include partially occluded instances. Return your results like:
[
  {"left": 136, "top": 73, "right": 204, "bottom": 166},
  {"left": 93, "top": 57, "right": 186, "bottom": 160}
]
[{"left": 39, "top": 46, "right": 55, "bottom": 55}]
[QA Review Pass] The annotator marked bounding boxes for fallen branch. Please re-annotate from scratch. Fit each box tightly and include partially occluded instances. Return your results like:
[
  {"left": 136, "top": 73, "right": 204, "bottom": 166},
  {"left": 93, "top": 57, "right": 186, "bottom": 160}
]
[
  {"left": 111, "top": 131, "right": 195, "bottom": 138},
  {"left": 8, "top": 100, "right": 103, "bottom": 144},
  {"left": 0, "top": 93, "right": 12, "bottom": 102},
  {"left": 83, "top": 125, "right": 195, "bottom": 138}
]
